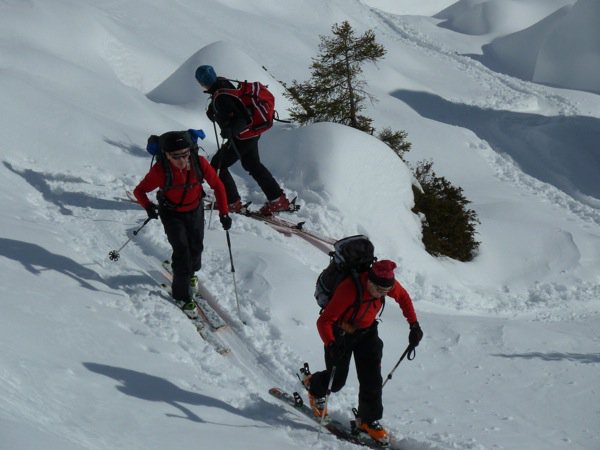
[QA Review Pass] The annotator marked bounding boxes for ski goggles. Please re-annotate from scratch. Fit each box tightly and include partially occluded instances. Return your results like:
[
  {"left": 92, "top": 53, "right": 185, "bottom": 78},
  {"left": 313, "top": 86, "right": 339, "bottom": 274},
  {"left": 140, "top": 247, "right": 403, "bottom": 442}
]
[{"left": 168, "top": 149, "right": 191, "bottom": 160}]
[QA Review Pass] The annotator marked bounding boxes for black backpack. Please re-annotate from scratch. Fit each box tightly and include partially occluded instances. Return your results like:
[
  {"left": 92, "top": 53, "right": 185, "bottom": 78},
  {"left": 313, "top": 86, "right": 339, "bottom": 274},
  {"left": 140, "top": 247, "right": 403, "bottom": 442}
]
[
  {"left": 314, "top": 235, "right": 376, "bottom": 313},
  {"left": 148, "top": 130, "right": 204, "bottom": 210}
]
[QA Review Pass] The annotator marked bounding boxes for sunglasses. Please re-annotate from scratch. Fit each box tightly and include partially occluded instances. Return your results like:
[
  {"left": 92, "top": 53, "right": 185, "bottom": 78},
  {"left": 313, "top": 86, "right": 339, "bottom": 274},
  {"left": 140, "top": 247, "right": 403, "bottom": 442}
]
[
  {"left": 369, "top": 282, "right": 392, "bottom": 294},
  {"left": 168, "top": 150, "right": 190, "bottom": 160}
]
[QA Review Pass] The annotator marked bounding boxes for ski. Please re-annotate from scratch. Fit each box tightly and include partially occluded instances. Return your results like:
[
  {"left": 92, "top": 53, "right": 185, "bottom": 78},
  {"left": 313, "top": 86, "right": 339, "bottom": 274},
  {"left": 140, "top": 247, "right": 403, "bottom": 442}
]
[
  {"left": 203, "top": 196, "right": 335, "bottom": 251},
  {"left": 192, "top": 295, "right": 227, "bottom": 330},
  {"left": 248, "top": 212, "right": 334, "bottom": 243},
  {"left": 156, "top": 284, "right": 231, "bottom": 355},
  {"left": 160, "top": 260, "right": 227, "bottom": 330},
  {"left": 268, "top": 387, "right": 400, "bottom": 449},
  {"left": 236, "top": 201, "right": 336, "bottom": 253}
]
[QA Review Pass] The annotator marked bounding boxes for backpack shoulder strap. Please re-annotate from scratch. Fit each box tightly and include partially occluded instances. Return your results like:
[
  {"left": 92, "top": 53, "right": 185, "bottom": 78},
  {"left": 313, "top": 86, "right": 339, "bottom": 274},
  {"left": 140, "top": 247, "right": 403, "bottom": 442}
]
[
  {"left": 158, "top": 152, "right": 172, "bottom": 191},
  {"left": 347, "top": 270, "right": 364, "bottom": 324},
  {"left": 189, "top": 148, "right": 204, "bottom": 183}
]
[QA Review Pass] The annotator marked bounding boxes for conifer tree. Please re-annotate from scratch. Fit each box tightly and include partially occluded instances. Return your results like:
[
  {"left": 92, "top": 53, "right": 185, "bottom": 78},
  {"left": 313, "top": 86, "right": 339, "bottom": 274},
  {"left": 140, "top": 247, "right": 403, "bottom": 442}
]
[
  {"left": 412, "top": 161, "right": 480, "bottom": 262},
  {"left": 285, "top": 21, "right": 386, "bottom": 132},
  {"left": 284, "top": 23, "right": 481, "bottom": 261},
  {"left": 378, "top": 127, "right": 412, "bottom": 161}
]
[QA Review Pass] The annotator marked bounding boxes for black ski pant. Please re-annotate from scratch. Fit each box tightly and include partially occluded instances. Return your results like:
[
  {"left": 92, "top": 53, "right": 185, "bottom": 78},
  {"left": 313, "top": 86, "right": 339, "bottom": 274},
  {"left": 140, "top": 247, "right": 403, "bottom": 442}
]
[
  {"left": 308, "top": 323, "right": 384, "bottom": 423},
  {"left": 210, "top": 136, "right": 282, "bottom": 204},
  {"left": 159, "top": 206, "right": 204, "bottom": 302}
]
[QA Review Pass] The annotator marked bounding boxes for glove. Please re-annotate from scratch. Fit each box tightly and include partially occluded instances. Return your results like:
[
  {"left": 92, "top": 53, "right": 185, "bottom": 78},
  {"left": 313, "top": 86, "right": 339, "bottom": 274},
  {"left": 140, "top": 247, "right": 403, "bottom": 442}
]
[
  {"left": 145, "top": 203, "right": 159, "bottom": 220},
  {"left": 146, "top": 135, "right": 159, "bottom": 156},
  {"left": 207, "top": 107, "right": 216, "bottom": 122},
  {"left": 219, "top": 214, "right": 232, "bottom": 231},
  {"left": 326, "top": 341, "right": 344, "bottom": 363},
  {"left": 188, "top": 129, "right": 206, "bottom": 141},
  {"left": 409, "top": 321, "right": 423, "bottom": 347},
  {"left": 220, "top": 126, "right": 233, "bottom": 139}
]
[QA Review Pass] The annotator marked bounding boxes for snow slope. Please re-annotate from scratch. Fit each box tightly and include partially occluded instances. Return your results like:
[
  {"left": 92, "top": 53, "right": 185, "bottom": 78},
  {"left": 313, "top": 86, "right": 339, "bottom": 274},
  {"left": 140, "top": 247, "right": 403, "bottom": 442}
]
[{"left": 0, "top": 1, "right": 599, "bottom": 449}]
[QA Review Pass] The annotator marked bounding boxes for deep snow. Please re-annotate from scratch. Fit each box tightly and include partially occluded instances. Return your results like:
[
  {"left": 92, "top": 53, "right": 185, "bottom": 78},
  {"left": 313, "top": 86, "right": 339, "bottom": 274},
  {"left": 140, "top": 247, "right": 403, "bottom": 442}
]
[{"left": 0, "top": 1, "right": 599, "bottom": 449}]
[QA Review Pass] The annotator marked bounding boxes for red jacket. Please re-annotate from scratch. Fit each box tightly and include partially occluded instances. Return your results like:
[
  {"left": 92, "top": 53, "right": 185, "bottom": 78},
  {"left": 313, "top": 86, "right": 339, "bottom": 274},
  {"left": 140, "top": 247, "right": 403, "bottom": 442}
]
[
  {"left": 317, "top": 272, "right": 417, "bottom": 345},
  {"left": 133, "top": 155, "right": 229, "bottom": 216}
]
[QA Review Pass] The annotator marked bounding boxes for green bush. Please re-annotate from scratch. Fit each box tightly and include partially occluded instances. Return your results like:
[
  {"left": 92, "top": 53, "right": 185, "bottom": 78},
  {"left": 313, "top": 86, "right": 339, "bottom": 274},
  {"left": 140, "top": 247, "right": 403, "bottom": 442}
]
[{"left": 412, "top": 161, "right": 480, "bottom": 261}]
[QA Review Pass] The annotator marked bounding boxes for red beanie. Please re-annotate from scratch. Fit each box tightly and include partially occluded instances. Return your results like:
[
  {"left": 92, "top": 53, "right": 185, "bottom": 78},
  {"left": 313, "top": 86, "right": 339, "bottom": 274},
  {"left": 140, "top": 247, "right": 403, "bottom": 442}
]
[{"left": 368, "top": 260, "right": 397, "bottom": 287}]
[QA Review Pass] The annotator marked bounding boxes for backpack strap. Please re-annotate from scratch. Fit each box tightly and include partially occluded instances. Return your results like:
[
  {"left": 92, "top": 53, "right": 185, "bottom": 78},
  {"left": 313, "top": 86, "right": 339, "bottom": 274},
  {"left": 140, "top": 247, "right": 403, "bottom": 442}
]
[
  {"left": 346, "top": 271, "right": 385, "bottom": 325},
  {"left": 347, "top": 270, "right": 364, "bottom": 324}
]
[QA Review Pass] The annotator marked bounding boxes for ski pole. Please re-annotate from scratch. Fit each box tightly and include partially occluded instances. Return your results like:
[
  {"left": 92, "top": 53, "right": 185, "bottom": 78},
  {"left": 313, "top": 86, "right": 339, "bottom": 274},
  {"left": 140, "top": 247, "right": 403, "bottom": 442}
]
[
  {"left": 225, "top": 230, "right": 245, "bottom": 325},
  {"left": 318, "top": 365, "right": 337, "bottom": 439},
  {"left": 108, "top": 217, "right": 153, "bottom": 262},
  {"left": 382, "top": 345, "right": 415, "bottom": 388}
]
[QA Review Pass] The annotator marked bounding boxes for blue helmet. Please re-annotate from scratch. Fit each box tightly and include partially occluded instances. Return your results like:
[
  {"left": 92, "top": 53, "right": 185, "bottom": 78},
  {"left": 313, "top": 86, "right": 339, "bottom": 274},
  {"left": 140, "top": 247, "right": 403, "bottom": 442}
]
[{"left": 195, "top": 65, "right": 217, "bottom": 87}]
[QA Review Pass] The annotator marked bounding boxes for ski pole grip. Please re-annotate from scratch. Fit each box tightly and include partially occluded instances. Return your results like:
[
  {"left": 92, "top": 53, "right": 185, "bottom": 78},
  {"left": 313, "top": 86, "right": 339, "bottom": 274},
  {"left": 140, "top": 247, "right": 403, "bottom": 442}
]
[{"left": 133, "top": 217, "right": 153, "bottom": 236}]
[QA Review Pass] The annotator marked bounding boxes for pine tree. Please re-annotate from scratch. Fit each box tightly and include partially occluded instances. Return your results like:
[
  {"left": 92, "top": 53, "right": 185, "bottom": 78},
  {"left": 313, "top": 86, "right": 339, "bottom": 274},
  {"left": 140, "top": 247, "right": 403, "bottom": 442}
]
[
  {"left": 285, "top": 21, "right": 386, "bottom": 132},
  {"left": 377, "top": 127, "right": 412, "bottom": 161},
  {"left": 285, "top": 23, "right": 481, "bottom": 260}
]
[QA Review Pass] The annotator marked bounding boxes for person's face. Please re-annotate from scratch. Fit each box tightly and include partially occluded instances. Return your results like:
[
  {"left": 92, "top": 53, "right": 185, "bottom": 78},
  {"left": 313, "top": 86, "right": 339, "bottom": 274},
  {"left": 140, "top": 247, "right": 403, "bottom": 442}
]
[
  {"left": 166, "top": 148, "right": 190, "bottom": 169},
  {"left": 367, "top": 280, "right": 392, "bottom": 297}
]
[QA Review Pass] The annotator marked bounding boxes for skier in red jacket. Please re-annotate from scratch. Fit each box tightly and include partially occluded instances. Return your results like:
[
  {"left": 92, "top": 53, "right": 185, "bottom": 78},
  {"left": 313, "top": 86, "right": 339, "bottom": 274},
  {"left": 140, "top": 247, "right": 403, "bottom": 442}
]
[
  {"left": 303, "top": 259, "right": 423, "bottom": 445},
  {"left": 134, "top": 131, "right": 231, "bottom": 315}
]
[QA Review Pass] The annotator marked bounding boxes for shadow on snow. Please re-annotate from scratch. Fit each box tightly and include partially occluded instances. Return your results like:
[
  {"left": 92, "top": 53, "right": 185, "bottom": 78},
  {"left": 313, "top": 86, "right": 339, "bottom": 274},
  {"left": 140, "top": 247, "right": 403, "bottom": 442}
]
[
  {"left": 492, "top": 352, "right": 600, "bottom": 364},
  {"left": 83, "top": 362, "right": 315, "bottom": 430},
  {"left": 392, "top": 89, "right": 600, "bottom": 206}
]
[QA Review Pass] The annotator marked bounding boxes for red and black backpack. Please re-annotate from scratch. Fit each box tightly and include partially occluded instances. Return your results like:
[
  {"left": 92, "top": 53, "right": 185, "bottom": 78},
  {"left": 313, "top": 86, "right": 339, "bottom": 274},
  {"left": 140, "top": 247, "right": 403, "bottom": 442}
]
[{"left": 212, "top": 80, "right": 275, "bottom": 140}]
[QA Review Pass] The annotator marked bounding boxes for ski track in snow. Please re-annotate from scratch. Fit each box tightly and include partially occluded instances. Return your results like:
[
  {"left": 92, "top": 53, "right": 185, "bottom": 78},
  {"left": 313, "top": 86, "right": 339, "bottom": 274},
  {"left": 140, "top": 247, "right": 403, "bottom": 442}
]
[
  {"left": 366, "top": 8, "right": 600, "bottom": 236},
  {"left": 3, "top": 2, "right": 600, "bottom": 448},
  {"left": 368, "top": 9, "right": 580, "bottom": 115}
]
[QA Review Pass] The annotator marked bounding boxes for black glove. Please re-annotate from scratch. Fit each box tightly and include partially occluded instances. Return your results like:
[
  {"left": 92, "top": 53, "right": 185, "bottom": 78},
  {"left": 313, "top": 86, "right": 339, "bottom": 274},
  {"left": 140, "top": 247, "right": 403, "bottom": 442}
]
[
  {"left": 326, "top": 341, "right": 344, "bottom": 363},
  {"left": 219, "top": 214, "right": 232, "bottom": 231},
  {"left": 145, "top": 203, "right": 159, "bottom": 220},
  {"left": 220, "top": 126, "right": 233, "bottom": 140},
  {"left": 409, "top": 321, "right": 423, "bottom": 347}
]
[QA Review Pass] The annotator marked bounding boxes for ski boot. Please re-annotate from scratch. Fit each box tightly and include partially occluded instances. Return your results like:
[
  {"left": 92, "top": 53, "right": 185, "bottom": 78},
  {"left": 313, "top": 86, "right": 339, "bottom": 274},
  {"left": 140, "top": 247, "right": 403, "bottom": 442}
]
[
  {"left": 299, "top": 363, "right": 328, "bottom": 419},
  {"left": 228, "top": 199, "right": 242, "bottom": 214},
  {"left": 175, "top": 299, "right": 199, "bottom": 319},
  {"left": 351, "top": 409, "right": 390, "bottom": 447},
  {"left": 259, "top": 194, "right": 290, "bottom": 216}
]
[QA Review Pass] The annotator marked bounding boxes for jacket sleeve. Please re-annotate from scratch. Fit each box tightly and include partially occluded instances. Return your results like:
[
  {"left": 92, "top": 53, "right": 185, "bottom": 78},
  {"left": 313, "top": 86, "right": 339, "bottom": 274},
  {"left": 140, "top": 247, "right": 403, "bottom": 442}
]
[
  {"left": 199, "top": 156, "right": 229, "bottom": 215},
  {"left": 316, "top": 278, "right": 356, "bottom": 345},
  {"left": 206, "top": 100, "right": 215, "bottom": 122},
  {"left": 389, "top": 281, "right": 418, "bottom": 325},
  {"left": 133, "top": 165, "right": 163, "bottom": 210}
]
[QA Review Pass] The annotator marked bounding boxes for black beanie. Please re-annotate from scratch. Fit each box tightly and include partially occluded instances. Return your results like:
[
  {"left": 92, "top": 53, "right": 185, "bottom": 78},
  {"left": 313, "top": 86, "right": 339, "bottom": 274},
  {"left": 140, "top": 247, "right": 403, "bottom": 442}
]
[{"left": 161, "top": 131, "right": 190, "bottom": 153}]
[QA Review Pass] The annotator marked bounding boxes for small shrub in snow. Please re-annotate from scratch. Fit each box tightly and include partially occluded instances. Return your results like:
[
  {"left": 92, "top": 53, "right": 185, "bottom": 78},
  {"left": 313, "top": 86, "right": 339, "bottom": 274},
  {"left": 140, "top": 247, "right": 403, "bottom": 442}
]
[{"left": 412, "top": 161, "right": 480, "bottom": 262}]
